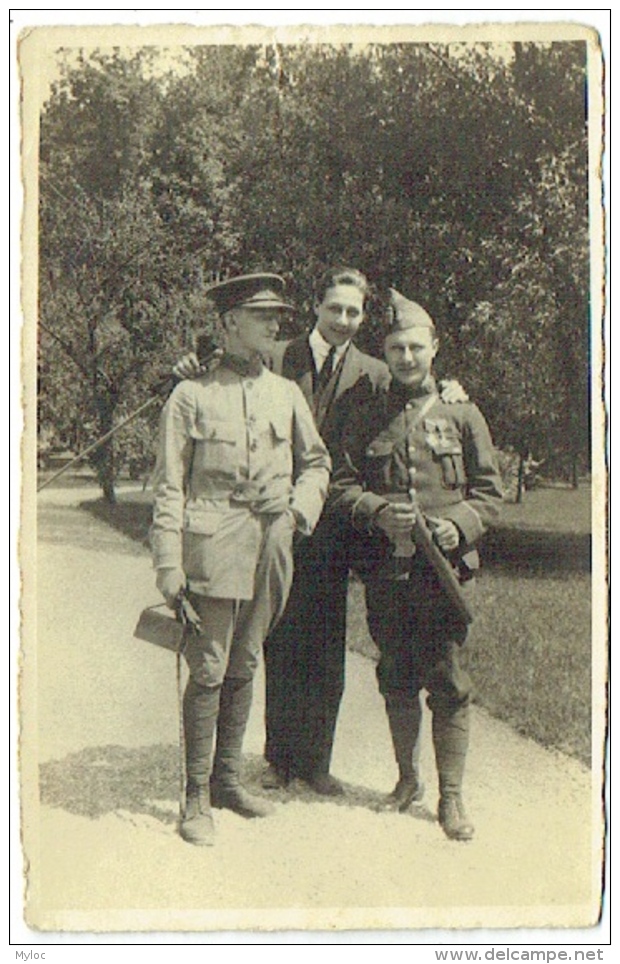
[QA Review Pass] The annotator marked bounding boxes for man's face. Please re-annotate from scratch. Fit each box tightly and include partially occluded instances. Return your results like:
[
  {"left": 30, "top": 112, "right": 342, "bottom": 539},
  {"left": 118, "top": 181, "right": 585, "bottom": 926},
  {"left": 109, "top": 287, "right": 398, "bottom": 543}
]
[
  {"left": 228, "top": 307, "right": 283, "bottom": 355},
  {"left": 314, "top": 284, "right": 365, "bottom": 347},
  {"left": 384, "top": 327, "right": 438, "bottom": 388}
]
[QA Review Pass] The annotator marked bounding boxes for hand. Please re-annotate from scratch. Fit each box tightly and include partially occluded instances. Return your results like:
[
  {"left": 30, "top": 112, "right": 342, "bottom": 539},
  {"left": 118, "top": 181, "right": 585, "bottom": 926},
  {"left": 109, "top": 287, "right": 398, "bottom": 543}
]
[
  {"left": 156, "top": 567, "right": 186, "bottom": 608},
  {"left": 375, "top": 502, "right": 416, "bottom": 541},
  {"left": 439, "top": 379, "right": 469, "bottom": 404},
  {"left": 173, "top": 352, "right": 204, "bottom": 381},
  {"left": 285, "top": 506, "right": 306, "bottom": 534},
  {"left": 426, "top": 517, "right": 460, "bottom": 552},
  {"left": 258, "top": 494, "right": 292, "bottom": 515}
]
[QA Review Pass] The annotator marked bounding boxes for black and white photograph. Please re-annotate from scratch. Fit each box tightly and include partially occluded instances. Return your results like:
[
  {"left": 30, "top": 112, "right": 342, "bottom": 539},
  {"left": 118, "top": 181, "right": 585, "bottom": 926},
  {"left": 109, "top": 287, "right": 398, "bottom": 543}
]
[{"left": 14, "top": 10, "right": 608, "bottom": 941}]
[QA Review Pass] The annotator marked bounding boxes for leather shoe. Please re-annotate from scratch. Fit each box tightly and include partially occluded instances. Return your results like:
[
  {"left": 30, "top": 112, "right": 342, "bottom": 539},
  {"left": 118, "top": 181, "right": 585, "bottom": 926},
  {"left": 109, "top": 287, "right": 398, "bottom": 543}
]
[
  {"left": 210, "top": 779, "right": 275, "bottom": 818},
  {"left": 306, "top": 773, "right": 345, "bottom": 796},
  {"left": 180, "top": 789, "right": 215, "bottom": 846},
  {"left": 438, "top": 795, "right": 475, "bottom": 841},
  {"left": 261, "top": 764, "right": 289, "bottom": 790},
  {"left": 383, "top": 776, "right": 425, "bottom": 812}
]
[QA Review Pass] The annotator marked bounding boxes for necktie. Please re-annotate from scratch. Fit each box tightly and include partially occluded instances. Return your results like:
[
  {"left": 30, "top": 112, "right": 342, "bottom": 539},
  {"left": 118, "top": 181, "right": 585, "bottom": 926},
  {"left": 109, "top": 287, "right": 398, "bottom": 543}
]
[{"left": 315, "top": 345, "right": 336, "bottom": 397}]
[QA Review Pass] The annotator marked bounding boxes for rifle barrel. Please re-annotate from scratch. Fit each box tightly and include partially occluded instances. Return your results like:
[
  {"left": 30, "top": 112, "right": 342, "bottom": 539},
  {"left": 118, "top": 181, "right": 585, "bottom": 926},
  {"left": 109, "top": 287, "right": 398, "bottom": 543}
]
[{"left": 412, "top": 504, "right": 474, "bottom": 625}]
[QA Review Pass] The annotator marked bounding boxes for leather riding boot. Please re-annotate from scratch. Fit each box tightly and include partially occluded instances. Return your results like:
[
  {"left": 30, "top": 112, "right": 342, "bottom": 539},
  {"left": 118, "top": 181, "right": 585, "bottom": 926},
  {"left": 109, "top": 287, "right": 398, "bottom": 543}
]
[
  {"left": 180, "top": 679, "right": 220, "bottom": 845},
  {"left": 432, "top": 703, "right": 474, "bottom": 841},
  {"left": 210, "top": 677, "right": 275, "bottom": 818},
  {"left": 382, "top": 693, "right": 425, "bottom": 811}
]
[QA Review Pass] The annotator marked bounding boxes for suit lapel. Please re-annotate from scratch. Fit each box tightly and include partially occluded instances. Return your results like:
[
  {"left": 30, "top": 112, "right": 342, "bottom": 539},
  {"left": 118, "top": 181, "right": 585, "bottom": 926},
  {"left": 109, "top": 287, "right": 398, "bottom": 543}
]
[
  {"left": 282, "top": 337, "right": 365, "bottom": 432},
  {"left": 314, "top": 343, "right": 361, "bottom": 431},
  {"left": 282, "top": 336, "right": 315, "bottom": 408},
  {"left": 334, "top": 344, "right": 363, "bottom": 400}
]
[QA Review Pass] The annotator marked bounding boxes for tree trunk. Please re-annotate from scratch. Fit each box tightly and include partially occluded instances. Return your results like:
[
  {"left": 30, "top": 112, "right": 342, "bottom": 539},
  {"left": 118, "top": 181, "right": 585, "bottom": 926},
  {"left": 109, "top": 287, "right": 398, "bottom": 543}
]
[
  {"left": 91, "top": 391, "right": 117, "bottom": 504},
  {"left": 97, "top": 443, "right": 117, "bottom": 504},
  {"left": 516, "top": 455, "right": 525, "bottom": 504}
]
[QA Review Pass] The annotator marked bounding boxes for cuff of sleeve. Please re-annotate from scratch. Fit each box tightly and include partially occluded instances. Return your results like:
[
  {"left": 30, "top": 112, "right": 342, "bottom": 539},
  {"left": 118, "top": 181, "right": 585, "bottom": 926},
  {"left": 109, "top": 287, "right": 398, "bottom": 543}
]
[
  {"left": 441, "top": 502, "right": 484, "bottom": 546},
  {"left": 351, "top": 493, "right": 390, "bottom": 531},
  {"left": 289, "top": 506, "right": 312, "bottom": 536}
]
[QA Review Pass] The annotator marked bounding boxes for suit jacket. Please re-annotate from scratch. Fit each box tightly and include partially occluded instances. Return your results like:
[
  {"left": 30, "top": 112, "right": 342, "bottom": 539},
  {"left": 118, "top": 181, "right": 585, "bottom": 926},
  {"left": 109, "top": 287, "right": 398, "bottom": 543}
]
[{"left": 270, "top": 335, "right": 390, "bottom": 454}]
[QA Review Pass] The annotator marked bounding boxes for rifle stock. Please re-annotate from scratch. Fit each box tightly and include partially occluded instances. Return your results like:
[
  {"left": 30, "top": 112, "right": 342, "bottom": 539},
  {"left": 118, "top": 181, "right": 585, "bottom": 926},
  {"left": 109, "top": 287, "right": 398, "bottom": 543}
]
[{"left": 412, "top": 505, "right": 474, "bottom": 625}]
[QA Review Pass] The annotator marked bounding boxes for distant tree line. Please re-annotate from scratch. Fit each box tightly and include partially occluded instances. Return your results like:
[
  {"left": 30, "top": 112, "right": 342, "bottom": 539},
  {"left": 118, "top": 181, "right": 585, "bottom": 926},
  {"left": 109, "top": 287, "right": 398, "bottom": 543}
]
[{"left": 38, "top": 41, "right": 591, "bottom": 502}]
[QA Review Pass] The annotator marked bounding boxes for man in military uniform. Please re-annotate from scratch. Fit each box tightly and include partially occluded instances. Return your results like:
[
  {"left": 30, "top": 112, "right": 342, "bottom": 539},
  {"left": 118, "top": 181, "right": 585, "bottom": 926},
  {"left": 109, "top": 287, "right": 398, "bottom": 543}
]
[
  {"left": 151, "top": 273, "right": 331, "bottom": 846},
  {"left": 330, "top": 290, "right": 503, "bottom": 841}
]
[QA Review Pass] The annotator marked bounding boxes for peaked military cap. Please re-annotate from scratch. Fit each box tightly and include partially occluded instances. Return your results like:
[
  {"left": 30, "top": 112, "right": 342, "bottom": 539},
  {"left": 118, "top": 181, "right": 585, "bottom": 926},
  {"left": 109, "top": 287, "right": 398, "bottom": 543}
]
[
  {"left": 385, "top": 287, "right": 436, "bottom": 334},
  {"left": 207, "top": 273, "right": 294, "bottom": 315}
]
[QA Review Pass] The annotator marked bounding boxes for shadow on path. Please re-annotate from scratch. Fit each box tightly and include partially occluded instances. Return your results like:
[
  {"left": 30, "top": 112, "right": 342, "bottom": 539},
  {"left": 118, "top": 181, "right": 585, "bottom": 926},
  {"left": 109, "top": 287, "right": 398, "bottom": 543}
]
[
  {"left": 40, "top": 744, "right": 181, "bottom": 825},
  {"left": 39, "top": 746, "right": 434, "bottom": 827},
  {"left": 241, "top": 754, "right": 437, "bottom": 825}
]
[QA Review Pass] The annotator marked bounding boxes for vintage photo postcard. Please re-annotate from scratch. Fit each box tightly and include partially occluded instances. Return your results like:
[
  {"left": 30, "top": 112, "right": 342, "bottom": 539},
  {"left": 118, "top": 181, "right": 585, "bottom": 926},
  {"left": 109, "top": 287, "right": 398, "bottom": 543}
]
[{"left": 16, "top": 16, "right": 607, "bottom": 938}]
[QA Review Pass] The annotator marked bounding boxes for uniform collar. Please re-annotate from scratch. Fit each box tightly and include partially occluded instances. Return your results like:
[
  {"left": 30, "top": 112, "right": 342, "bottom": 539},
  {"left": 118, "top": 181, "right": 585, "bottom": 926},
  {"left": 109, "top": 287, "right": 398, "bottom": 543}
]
[
  {"left": 389, "top": 373, "right": 438, "bottom": 402},
  {"left": 219, "top": 352, "right": 264, "bottom": 378}
]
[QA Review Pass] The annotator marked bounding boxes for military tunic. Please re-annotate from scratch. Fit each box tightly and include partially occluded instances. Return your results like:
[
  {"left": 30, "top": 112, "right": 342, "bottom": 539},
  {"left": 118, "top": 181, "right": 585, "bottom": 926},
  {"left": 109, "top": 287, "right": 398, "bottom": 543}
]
[
  {"left": 151, "top": 358, "right": 331, "bottom": 687},
  {"left": 330, "top": 375, "right": 503, "bottom": 701}
]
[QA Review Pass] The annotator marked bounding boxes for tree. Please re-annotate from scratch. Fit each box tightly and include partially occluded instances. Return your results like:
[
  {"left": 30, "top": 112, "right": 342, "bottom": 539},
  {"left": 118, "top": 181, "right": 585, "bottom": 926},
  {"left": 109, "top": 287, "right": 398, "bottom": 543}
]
[
  {"left": 38, "top": 41, "right": 592, "bottom": 499},
  {"left": 39, "top": 51, "right": 193, "bottom": 500}
]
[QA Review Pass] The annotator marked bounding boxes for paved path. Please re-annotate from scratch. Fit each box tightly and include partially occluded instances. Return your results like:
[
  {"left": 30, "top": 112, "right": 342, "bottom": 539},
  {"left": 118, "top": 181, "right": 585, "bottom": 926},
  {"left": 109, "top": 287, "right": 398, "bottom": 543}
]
[{"left": 23, "top": 486, "right": 600, "bottom": 933}]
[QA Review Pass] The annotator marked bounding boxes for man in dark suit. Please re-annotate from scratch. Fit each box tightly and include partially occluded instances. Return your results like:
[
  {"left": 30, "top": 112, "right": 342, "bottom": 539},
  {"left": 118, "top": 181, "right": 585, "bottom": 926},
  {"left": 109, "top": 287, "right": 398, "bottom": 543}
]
[{"left": 262, "top": 267, "right": 389, "bottom": 794}]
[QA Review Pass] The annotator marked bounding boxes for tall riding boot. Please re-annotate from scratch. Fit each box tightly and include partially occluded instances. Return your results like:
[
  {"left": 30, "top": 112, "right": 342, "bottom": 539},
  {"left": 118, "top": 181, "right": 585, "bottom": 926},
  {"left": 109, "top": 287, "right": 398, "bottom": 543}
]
[
  {"left": 383, "top": 693, "right": 425, "bottom": 811},
  {"left": 432, "top": 703, "right": 475, "bottom": 841},
  {"left": 180, "top": 678, "right": 220, "bottom": 846},
  {"left": 210, "top": 676, "right": 274, "bottom": 818}
]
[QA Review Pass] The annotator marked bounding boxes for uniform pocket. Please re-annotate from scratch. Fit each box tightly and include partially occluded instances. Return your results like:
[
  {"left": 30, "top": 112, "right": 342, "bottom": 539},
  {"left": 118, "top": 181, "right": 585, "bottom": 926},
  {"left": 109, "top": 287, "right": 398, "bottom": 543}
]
[
  {"left": 190, "top": 418, "right": 238, "bottom": 479},
  {"left": 191, "top": 417, "right": 238, "bottom": 445},
  {"left": 439, "top": 451, "right": 466, "bottom": 489},
  {"left": 365, "top": 437, "right": 395, "bottom": 458},
  {"left": 365, "top": 436, "right": 397, "bottom": 492},
  {"left": 424, "top": 418, "right": 465, "bottom": 489},
  {"left": 269, "top": 416, "right": 292, "bottom": 445},
  {"left": 184, "top": 505, "right": 221, "bottom": 535}
]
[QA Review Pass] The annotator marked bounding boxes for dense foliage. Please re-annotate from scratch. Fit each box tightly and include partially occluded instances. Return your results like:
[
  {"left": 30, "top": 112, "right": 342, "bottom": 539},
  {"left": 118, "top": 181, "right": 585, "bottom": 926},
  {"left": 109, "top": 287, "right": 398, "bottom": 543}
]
[{"left": 38, "top": 41, "right": 592, "bottom": 500}]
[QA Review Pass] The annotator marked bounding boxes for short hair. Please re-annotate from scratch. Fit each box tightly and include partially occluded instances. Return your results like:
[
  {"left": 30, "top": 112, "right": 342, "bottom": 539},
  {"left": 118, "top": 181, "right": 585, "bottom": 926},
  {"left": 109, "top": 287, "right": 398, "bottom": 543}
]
[{"left": 314, "top": 266, "right": 370, "bottom": 304}]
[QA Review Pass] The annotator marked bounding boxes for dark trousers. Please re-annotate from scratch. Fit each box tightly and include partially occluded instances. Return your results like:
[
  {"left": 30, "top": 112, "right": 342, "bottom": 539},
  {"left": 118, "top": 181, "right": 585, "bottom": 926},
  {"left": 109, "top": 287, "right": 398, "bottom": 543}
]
[
  {"left": 365, "top": 556, "right": 474, "bottom": 801},
  {"left": 263, "top": 514, "right": 350, "bottom": 779},
  {"left": 364, "top": 553, "right": 473, "bottom": 709}
]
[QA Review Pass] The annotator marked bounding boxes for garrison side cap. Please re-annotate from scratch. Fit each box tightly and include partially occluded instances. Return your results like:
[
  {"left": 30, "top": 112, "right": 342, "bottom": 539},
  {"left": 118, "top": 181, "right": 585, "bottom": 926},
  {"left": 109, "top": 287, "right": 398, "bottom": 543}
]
[
  {"left": 206, "top": 273, "right": 294, "bottom": 315},
  {"left": 384, "top": 287, "right": 436, "bottom": 334}
]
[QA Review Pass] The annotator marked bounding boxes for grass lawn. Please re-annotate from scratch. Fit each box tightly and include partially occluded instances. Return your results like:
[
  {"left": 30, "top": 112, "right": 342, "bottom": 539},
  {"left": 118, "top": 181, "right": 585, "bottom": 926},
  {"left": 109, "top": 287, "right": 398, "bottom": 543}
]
[
  {"left": 497, "top": 482, "right": 592, "bottom": 534},
  {"left": 346, "top": 484, "right": 596, "bottom": 768},
  {"left": 47, "top": 480, "right": 596, "bottom": 768},
  {"left": 346, "top": 568, "right": 593, "bottom": 767}
]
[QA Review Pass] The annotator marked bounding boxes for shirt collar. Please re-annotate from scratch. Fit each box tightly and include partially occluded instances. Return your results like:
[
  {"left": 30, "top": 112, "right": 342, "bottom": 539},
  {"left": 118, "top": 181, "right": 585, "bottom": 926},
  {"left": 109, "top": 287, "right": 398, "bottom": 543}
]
[{"left": 309, "top": 327, "right": 350, "bottom": 367}]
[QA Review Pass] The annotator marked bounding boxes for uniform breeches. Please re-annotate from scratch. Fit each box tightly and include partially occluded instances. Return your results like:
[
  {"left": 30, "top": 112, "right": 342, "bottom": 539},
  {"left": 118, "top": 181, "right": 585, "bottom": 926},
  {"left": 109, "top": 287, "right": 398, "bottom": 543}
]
[
  {"left": 263, "top": 514, "right": 349, "bottom": 778},
  {"left": 364, "top": 556, "right": 473, "bottom": 711},
  {"left": 184, "top": 513, "right": 295, "bottom": 687}
]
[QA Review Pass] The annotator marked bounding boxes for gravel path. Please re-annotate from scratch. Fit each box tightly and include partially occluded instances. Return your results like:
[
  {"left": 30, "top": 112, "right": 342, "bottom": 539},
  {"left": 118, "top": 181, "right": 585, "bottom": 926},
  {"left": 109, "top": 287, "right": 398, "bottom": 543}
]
[{"left": 23, "top": 486, "right": 601, "bottom": 933}]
